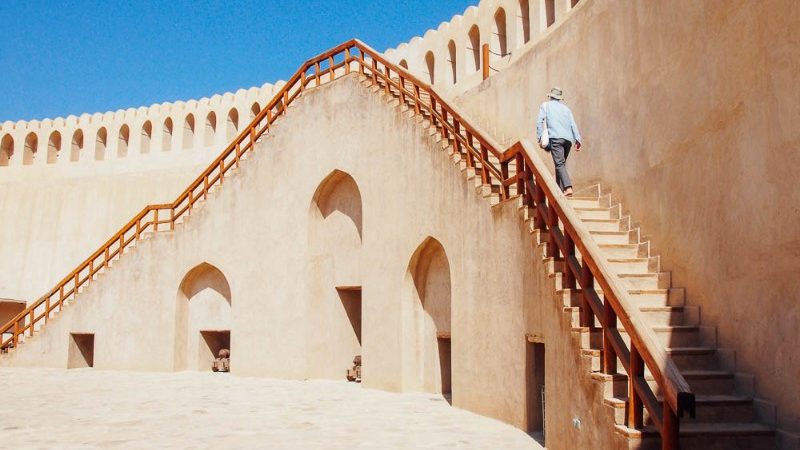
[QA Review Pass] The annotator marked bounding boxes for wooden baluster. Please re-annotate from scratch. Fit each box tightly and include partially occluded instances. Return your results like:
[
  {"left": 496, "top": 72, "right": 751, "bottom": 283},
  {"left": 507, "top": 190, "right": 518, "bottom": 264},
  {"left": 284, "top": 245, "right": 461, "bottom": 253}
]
[
  {"left": 480, "top": 144, "right": 490, "bottom": 185},
  {"left": 104, "top": 246, "right": 109, "bottom": 268},
  {"left": 628, "top": 346, "right": 645, "bottom": 429},
  {"left": 328, "top": 55, "right": 334, "bottom": 81},
  {"left": 453, "top": 122, "right": 462, "bottom": 156},
  {"left": 204, "top": 175, "right": 209, "bottom": 199},
  {"left": 13, "top": 321, "right": 19, "bottom": 348},
  {"left": 188, "top": 189, "right": 193, "bottom": 213},
  {"left": 315, "top": 62, "right": 321, "bottom": 87},
  {"left": 358, "top": 50, "right": 365, "bottom": 76},
  {"left": 371, "top": 59, "right": 378, "bottom": 84},
  {"left": 465, "top": 132, "right": 475, "bottom": 168},
  {"left": 154, "top": 209, "right": 159, "bottom": 233},
  {"left": 430, "top": 97, "right": 438, "bottom": 128},
  {"left": 119, "top": 233, "right": 124, "bottom": 256},
  {"left": 219, "top": 159, "right": 225, "bottom": 184},
  {"left": 563, "top": 233, "right": 576, "bottom": 289},
  {"left": 516, "top": 153, "right": 528, "bottom": 207},
  {"left": 546, "top": 202, "right": 558, "bottom": 258},
  {"left": 662, "top": 401, "right": 679, "bottom": 450},
  {"left": 414, "top": 86, "right": 421, "bottom": 115},
  {"left": 501, "top": 160, "right": 510, "bottom": 199},
  {"left": 534, "top": 182, "right": 547, "bottom": 232},
  {"left": 283, "top": 91, "right": 289, "bottom": 114},
  {"left": 301, "top": 70, "right": 306, "bottom": 88},
  {"left": 442, "top": 110, "right": 450, "bottom": 141},
  {"left": 28, "top": 310, "right": 34, "bottom": 336},
  {"left": 482, "top": 43, "right": 490, "bottom": 81},
  {"left": 399, "top": 76, "right": 406, "bottom": 105},
  {"left": 45, "top": 297, "right": 50, "bottom": 324},
  {"left": 344, "top": 48, "right": 351, "bottom": 74},
  {"left": 603, "top": 293, "right": 618, "bottom": 374},
  {"left": 384, "top": 66, "right": 390, "bottom": 95},
  {"left": 170, "top": 208, "right": 175, "bottom": 231},
  {"left": 74, "top": 272, "right": 79, "bottom": 294}
]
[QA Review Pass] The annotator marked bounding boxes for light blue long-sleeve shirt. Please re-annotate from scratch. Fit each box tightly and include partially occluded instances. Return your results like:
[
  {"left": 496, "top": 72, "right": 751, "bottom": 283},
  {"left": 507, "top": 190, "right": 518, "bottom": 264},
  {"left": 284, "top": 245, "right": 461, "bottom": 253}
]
[{"left": 536, "top": 100, "right": 582, "bottom": 144}]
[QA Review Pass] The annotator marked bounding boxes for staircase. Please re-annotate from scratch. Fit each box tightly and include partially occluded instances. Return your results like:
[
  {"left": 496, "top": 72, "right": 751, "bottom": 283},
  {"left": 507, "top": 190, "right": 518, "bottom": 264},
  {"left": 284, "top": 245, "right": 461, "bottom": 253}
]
[{"left": 0, "top": 39, "right": 785, "bottom": 449}]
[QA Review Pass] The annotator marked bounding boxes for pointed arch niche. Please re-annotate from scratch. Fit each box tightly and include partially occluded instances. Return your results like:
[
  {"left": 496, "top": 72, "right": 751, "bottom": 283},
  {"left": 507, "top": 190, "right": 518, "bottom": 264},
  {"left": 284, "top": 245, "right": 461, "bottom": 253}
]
[
  {"left": 174, "top": 262, "right": 232, "bottom": 372},
  {"left": 404, "top": 237, "right": 452, "bottom": 402},
  {"left": 308, "top": 169, "right": 363, "bottom": 378}
]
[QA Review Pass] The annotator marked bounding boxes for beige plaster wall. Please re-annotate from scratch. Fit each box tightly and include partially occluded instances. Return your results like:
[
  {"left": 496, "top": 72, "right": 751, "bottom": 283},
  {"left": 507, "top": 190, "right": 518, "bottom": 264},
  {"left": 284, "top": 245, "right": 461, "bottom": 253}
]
[
  {"left": 455, "top": 0, "right": 800, "bottom": 433},
  {"left": 0, "top": 76, "right": 626, "bottom": 450}
]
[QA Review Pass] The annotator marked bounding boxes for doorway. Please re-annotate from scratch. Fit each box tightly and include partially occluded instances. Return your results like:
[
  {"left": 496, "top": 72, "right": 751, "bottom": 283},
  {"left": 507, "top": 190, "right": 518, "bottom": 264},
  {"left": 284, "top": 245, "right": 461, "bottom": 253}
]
[
  {"left": 526, "top": 339, "right": 546, "bottom": 442},
  {"left": 68, "top": 333, "right": 95, "bottom": 368}
]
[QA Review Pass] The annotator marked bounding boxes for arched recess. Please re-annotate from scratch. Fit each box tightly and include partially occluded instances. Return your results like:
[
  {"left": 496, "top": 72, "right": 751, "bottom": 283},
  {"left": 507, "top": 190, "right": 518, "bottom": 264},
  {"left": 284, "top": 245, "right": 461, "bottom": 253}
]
[
  {"left": 250, "top": 103, "right": 260, "bottom": 120},
  {"left": 425, "top": 51, "right": 435, "bottom": 85},
  {"left": 204, "top": 111, "right": 216, "bottom": 147},
  {"left": 174, "top": 262, "right": 232, "bottom": 371},
  {"left": 544, "top": 0, "right": 556, "bottom": 27},
  {"left": 404, "top": 237, "right": 452, "bottom": 401},
  {"left": 23, "top": 132, "right": 38, "bottom": 165},
  {"left": 162, "top": 118, "right": 173, "bottom": 152},
  {"left": 183, "top": 114, "right": 195, "bottom": 150},
  {"left": 0, "top": 134, "right": 13, "bottom": 166},
  {"left": 517, "top": 0, "right": 531, "bottom": 47},
  {"left": 492, "top": 8, "right": 509, "bottom": 57},
  {"left": 95, "top": 128, "right": 107, "bottom": 161},
  {"left": 448, "top": 40, "right": 458, "bottom": 84},
  {"left": 118, "top": 125, "right": 130, "bottom": 158},
  {"left": 309, "top": 169, "right": 363, "bottom": 377},
  {"left": 47, "top": 131, "right": 61, "bottom": 164},
  {"left": 399, "top": 59, "right": 409, "bottom": 69},
  {"left": 226, "top": 108, "right": 239, "bottom": 142},
  {"left": 141, "top": 121, "right": 152, "bottom": 154},
  {"left": 70, "top": 130, "right": 84, "bottom": 162},
  {"left": 468, "top": 25, "right": 481, "bottom": 73}
]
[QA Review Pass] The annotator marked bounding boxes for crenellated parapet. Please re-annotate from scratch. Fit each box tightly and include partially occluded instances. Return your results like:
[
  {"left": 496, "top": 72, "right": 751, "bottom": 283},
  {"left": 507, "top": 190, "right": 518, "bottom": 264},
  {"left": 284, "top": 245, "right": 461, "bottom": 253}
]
[
  {"left": 384, "top": 0, "right": 583, "bottom": 93},
  {"left": 0, "top": 81, "right": 284, "bottom": 171}
]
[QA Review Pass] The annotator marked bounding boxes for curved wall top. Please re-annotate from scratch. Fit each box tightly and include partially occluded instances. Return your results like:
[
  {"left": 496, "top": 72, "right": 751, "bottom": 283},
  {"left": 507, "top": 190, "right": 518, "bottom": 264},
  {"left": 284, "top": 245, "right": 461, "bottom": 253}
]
[
  {"left": 0, "top": 81, "right": 284, "bottom": 172},
  {"left": 384, "top": 0, "right": 583, "bottom": 94},
  {"left": 0, "top": 0, "right": 584, "bottom": 173}
]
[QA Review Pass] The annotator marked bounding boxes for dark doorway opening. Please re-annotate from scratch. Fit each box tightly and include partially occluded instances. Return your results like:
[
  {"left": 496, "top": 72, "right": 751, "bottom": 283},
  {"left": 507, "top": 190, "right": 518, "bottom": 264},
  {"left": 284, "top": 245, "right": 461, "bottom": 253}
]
[
  {"left": 68, "top": 333, "right": 95, "bottom": 368},
  {"left": 438, "top": 333, "right": 452, "bottom": 404},
  {"left": 337, "top": 287, "right": 362, "bottom": 346},
  {"left": 200, "top": 330, "right": 230, "bottom": 371},
  {"left": 526, "top": 339, "right": 546, "bottom": 443}
]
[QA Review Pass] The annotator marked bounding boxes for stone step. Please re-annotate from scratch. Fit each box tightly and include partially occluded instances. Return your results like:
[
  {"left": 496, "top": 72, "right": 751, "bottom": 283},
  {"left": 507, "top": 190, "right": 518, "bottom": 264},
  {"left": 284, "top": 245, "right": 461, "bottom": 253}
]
[
  {"left": 577, "top": 325, "right": 715, "bottom": 349},
  {"left": 566, "top": 196, "right": 601, "bottom": 208},
  {"left": 574, "top": 206, "right": 617, "bottom": 220},
  {"left": 604, "top": 394, "right": 755, "bottom": 426},
  {"left": 557, "top": 288, "right": 686, "bottom": 309},
  {"left": 593, "top": 370, "right": 737, "bottom": 397},
  {"left": 583, "top": 346, "right": 726, "bottom": 373},
  {"left": 617, "top": 272, "right": 671, "bottom": 290},
  {"left": 582, "top": 218, "right": 626, "bottom": 232},
  {"left": 617, "top": 422, "right": 775, "bottom": 450},
  {"left": 564, "top": 304, "right": 700, "bottom": 327},
  {"left": 607, "top": 257, "right": 652, "bottom": 274},
  {"left": 590, "top": 230, "right": 635, "bottom": 245},
  {"left": 599, "top": 243, "right": 648, "bottom": 258}
]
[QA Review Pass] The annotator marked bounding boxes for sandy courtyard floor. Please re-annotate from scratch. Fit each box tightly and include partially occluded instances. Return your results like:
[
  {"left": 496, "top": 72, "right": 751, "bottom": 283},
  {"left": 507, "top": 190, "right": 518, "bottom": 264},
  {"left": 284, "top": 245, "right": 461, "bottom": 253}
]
[{"left": 0, "top": 368, "right": 544, "bottom": 449}]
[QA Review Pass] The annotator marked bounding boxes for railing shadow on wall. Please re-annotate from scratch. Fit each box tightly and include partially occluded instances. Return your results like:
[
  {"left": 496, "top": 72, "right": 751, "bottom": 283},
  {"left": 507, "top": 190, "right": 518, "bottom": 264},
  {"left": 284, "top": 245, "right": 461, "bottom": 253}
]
[{"left": 0, "top": 37, "right": 693, "bottom": 449}]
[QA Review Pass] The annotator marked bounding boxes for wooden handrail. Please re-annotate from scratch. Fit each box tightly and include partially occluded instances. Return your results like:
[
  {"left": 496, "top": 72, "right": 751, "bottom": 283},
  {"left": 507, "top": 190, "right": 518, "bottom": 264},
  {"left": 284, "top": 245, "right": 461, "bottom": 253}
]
[{"left": 0, "top": 39, "right": 692, "bottom": 449}]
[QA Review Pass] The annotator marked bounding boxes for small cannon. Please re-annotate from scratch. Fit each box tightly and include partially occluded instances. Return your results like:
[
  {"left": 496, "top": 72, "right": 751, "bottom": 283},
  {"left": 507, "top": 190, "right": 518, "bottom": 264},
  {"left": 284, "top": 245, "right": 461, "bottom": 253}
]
[
  {"left": 212, "top": 349, "right": 230, "bottom": 372},
  {"left": 346, "top": 354, "right": 361, "bottom": 382}
]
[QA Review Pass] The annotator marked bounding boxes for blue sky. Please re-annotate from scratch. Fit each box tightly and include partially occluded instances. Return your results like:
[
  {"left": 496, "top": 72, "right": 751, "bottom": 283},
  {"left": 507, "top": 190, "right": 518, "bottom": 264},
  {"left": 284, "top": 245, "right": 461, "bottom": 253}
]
[{"left": 0, "top": 1, "right": 478, "bottom": 122}]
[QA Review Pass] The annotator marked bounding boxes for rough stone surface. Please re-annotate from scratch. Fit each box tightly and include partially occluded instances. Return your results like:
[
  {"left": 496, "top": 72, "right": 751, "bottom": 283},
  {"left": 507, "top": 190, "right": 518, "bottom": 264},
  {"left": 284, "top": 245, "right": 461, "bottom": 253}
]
[{"left": 0, "top": 368, "right": 543, "bottom": 450}]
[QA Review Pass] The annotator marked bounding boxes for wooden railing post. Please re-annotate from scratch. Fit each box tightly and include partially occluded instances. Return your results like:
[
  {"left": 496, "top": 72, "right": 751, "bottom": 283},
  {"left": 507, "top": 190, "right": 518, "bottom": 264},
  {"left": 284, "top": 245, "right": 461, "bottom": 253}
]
[
  {"left": 563, "top": 233, "right": 576, "bottom": 289},
  {"left": 580, "top": 263, "right": 594, "bottom": 328},
  {"left": 344, "top": 48, "right": 351, "bottom": 74},
  {"left": 662, "top": 401, "right": 679, "bottom": 450},
  {"left": 603, "top": 295, "right": 618, "bottom": 374},
  {"left": 546, "top": 203, "right": 558, "bottom": 258},
  {"left": 628, "top": 346, "right": 645, "bottom": 428},
  {"left": 482, "top": 43, "right": 490, "bottom": 80}
]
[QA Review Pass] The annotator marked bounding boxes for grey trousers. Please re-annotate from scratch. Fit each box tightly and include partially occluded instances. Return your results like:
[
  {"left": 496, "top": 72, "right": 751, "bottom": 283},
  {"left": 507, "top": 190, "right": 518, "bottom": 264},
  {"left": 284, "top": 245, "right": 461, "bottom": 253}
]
[{"left": 548, "top": 138, "right": 573, "bottom": 191}]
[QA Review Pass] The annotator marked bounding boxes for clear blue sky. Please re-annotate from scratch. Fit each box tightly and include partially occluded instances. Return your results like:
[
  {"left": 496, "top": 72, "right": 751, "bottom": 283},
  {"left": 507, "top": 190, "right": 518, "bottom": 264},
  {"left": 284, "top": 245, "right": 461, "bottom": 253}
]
[{"left": 0, "top": 1, "right": 478, "bottom": 122}]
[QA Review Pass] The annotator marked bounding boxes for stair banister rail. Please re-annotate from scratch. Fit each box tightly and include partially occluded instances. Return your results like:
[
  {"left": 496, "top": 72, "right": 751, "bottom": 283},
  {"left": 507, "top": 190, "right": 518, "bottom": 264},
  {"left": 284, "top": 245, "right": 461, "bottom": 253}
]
[
  {"left": 0, "top": 38, "right": 693, "bottom": 449},
  {"left": 507, "top": 140, "right": 696, "bottom": 448}
]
